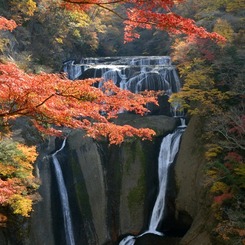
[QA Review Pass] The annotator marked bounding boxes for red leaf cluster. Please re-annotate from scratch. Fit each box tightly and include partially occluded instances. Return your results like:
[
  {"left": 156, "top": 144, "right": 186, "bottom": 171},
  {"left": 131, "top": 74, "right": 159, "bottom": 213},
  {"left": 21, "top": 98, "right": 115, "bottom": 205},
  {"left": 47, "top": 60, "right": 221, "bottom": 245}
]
[
  {"left": 0, "top": 17, "right": 17, "bottom": 31},
  {"left": 213, "top": 192, "right": 233, "bottom": 205},
  {"left": 0, "top": 179, "right": 16, "bottom": 204},
  {"left": 0, "top": 62, "right": 157, "bottom": 144},
  {"left": 62, "top": 0, "right": 226, "bottom": 43},
  {"left": 224, "top": 152, "right": 243, "bottom": 164}
]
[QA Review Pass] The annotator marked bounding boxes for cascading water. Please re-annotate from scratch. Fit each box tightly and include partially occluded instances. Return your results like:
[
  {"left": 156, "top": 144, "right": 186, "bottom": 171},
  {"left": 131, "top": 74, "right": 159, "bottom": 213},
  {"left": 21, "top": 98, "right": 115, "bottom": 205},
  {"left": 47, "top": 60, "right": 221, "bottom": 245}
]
[
  {"left": 119, "top": 125, "right": 185, "bottom": 245},
  {"left": 148, "top": 126, "right": 185, "bottom": 232},
  {"left": 61, "top": 56, "right": 186, "bottom": 244},
  {"left": 52, "top": 139, "right": 75, "bottom": 245},
  {"left": 62, "top": 56, "right": 180, "bottom": 96}
]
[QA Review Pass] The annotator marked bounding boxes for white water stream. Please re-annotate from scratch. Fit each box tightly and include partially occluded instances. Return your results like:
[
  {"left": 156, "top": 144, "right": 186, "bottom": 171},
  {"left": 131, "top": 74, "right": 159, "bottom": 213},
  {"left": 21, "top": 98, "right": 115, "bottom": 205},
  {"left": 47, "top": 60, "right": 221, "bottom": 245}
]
[
  {"left": 62, "top": 56, "right": 180, "bottom": 96},
  {"left": 119, "top": 125, "right": 185, "bottom": 245},
  {"left": 61, "top": 56, "right": 185, "bottom": 244},
  {"left": 52, "top": 139, "right": 75, "bottom": 245}
]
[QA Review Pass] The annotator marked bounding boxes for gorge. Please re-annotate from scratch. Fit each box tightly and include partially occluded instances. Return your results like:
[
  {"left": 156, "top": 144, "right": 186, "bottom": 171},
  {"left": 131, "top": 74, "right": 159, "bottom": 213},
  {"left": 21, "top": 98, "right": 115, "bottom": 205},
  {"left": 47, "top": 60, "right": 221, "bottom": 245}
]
[{"left": 0, "top": 56, "right": 212, "bottom": 245}]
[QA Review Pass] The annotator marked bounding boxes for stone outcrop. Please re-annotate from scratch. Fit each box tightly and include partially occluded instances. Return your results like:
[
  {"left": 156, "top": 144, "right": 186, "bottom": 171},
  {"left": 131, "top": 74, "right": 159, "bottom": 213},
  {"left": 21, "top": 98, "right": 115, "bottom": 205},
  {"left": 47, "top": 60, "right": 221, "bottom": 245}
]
[
  {"left": 0, "top": 115, "right": 215, "bottom": 245},
  {"left": 58, "top": 114, "right": 178, "bottom": 244},
  {"left": 175, "top": 116, "right": 214, "bottom": 245}
]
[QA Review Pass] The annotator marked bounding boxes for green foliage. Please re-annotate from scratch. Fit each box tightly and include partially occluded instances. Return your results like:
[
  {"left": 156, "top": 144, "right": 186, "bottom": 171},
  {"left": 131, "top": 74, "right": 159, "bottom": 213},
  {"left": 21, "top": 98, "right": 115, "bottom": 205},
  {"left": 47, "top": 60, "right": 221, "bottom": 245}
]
[
  {"left": 234, "top": 165, "right": 245, "bottom": 188},
  {"left": 172, "top": 1, "right": 244, "bottom": 243}
]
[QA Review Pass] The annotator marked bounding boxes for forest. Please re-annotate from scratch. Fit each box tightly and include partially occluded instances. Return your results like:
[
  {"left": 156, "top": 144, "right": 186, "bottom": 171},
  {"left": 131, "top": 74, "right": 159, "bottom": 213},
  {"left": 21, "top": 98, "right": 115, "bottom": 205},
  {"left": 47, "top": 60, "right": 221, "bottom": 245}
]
[{"left": 0, "top": 0, "right": 244, "bottom": 244}]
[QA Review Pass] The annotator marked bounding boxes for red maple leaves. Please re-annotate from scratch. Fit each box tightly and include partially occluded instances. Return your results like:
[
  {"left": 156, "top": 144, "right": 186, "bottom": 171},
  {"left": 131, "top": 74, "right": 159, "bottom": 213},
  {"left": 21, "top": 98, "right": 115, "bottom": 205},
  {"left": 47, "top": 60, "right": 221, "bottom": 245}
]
[
  {"left": 0, "top": 62, "right": 157, "bottom": 144},
  {"left": 0, "top": 17, "right": 17, "bottom": 31},
  {"left": 0, "top": 16, "right": 157, "bottom": 144},
  {"left": 62, "top": 0, "right": 226, "bottom": 43}
]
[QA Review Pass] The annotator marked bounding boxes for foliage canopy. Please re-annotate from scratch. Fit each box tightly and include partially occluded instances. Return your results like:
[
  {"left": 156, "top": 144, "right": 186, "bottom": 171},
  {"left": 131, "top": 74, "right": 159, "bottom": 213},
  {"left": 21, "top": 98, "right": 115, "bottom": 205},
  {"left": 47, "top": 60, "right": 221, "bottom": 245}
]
[{"left": 62, "top": 0, "right": 226, "bottom": 43}]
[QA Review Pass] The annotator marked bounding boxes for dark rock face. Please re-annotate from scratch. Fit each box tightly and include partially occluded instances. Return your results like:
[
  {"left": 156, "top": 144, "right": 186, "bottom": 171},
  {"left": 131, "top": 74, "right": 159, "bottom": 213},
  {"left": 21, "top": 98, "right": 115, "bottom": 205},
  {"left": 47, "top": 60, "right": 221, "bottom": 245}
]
[
  {"left": 0, "top": 115, "right": 213, "bottom": 245},
  {"left": 35, "top": 114, "right": 179, "bottom": 245},
  {"left": 134, "top": 233, "right": 181, "bottom": 245},
  {"left": 60, "top": 115, "right": 179, "bottom": 244},
  {"left": 174, "top": 116, "right": 213, "bottom": 245}
]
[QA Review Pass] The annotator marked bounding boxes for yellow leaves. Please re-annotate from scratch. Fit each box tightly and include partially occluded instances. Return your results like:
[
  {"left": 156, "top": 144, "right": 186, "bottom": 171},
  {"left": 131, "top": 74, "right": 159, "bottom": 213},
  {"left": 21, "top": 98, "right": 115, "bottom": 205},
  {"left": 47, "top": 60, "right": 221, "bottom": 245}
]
[
  {"left": 206, "top": 169, "right": 218, "bottom": 179},
  {"left": 67, "top": 10, "right": 90, "bottom": 28},
  {"left": 205, "top": 144, "right": 223, "bottom": 160},
  {"left": 226, "top": 0, "right": 245, "bottom": 12},
  {"left": 13, "top": 143, "right": 37, "bottom": 179},
  {"left": 0, "top": 138, "right": 39, "bottom": 218},
  {"left": 72, "top": 29, "right": 81, "bottom": 38},
  {"left": 213, "top": 19, "right": 234, "bottom": 44},
  {"left": 210, "top": 181, "right": 229, "bottom": 194},
  {"left": 234, "top": 164, "right": 245, "bottom": 188},
  {"left": 10, "top": 0, "right": 37, "bottom": 21},
  {"left": 178, "top": 59, "right": 214, "bottom": 89},
  {"left": 55, "top": 37, "right": 63, "bottom": 44},
  {"left": 8, "top": 194, "right": 32, "bottom": 217},
  {"left": 0, "top": 38, "right": 10, "bottom": 53},
  {"left": 16, "top": 144, "right": 37, "bottom": 164},
  {"left": 171, "top": 58, "right": 229, "bottom": 116},
  {"left": 26, "top": 0, "right": 37, "bottom": 16},
  {"left": 0, "top": 164, "right": 16, "bottom": 177}
]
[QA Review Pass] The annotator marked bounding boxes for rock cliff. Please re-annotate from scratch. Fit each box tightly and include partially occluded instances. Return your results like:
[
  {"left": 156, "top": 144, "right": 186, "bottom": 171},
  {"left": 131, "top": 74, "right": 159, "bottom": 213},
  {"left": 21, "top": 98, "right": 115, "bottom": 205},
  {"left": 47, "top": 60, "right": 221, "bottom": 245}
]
[
  {"left": 175, "top": 116, "right": 214, "bottom": 245},
  {"left": 0, "top": 115, "right": 215, "bottom": 245}
]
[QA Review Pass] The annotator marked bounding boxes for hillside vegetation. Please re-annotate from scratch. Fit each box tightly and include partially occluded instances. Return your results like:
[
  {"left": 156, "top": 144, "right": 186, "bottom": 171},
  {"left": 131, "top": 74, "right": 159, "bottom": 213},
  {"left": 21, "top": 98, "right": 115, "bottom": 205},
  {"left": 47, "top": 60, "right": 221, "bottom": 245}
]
[
  {"left": 0, "top": 0, "right": 244, "bottom": 244},
  {"left": 170, "top": 1, "right": 245, "bottom": 243}
]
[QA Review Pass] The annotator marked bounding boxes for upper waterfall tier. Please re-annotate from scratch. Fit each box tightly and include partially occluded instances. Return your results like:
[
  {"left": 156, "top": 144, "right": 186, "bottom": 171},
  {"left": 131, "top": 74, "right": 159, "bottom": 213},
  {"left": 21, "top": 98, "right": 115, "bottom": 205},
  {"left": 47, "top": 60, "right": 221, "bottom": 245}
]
[{"left": 63, "top": 56, "right": 180, "bottom": 95}]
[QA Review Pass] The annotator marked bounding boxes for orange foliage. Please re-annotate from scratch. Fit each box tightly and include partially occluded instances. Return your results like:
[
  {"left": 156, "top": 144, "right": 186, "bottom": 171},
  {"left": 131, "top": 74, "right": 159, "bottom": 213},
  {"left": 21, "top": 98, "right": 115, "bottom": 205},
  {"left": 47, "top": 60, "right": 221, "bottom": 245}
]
[
  {"left": 0, "top": 213, "right": 7, "bottom": 227},
  {"left": 0, "top": 17, "right": 17, "bottom": 31},
  {"left": 0, "top": 139, "right": 38, "bottom": 217},
  {"left": 213, "top": 192, "right": 233, "bottom": 205},
  {"left": 0, "top": 179, "right": 16, "bottom": 204},
  {"left": 215, "top": 222, "right": 245, "bottom": 243},
  {"left": 0, "top": 62, "right": 157, "bottom": 144},
  {"left": 0, "top": 17, "right": 156, "bottom": 144},
  {"left": 62, "top": 0, "right": 226, "bottom": 43}
]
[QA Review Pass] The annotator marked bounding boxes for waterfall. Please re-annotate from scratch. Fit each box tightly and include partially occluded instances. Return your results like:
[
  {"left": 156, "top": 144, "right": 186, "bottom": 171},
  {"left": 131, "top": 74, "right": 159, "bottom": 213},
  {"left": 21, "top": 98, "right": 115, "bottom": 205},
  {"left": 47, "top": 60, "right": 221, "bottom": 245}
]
[
  {"left": 62, "top": 56, "right": 180, "bottom": 96},
  {"left": 60, "top": 56, "right": 185, "bottom": 244},
  {"left": 52, "top": 139, "right": 75, "bottom": 245},
  {"left": 148, "top": 127, "right": 185, "bottom": 232},
  {"left": 63, "top": 60, "right": 82, "bottom": 80},
  {"left": 119, "top": 125, "right": 185, "bottom": 245}
]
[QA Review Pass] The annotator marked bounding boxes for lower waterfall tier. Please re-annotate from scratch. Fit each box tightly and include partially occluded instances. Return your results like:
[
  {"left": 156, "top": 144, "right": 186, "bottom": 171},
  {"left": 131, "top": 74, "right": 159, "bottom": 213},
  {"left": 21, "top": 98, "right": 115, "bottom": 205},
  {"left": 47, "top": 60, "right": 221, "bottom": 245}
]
[{"left": 0, "top": 115, "right": 214, "bottom": 245}]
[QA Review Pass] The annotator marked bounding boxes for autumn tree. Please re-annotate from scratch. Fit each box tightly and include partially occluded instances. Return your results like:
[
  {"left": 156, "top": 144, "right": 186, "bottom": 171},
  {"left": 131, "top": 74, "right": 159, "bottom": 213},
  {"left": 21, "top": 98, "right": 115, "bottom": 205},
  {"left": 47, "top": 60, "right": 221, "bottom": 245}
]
[
  {"left": 0, "top": 138, "right": 38, "bottom": 218},
  {"left": 0, "top": 16, "right": 17, "bottom": 31},
  {"left": 0, "top": 17, "right": 158, "bottom": 226},
  {"left": 0, "top": 1, "right": 227, "bottom": 145},
  {"left": 0, "top": 62, "right": 159, "bottom": 144},
  {"left": 62, "top": 0, "right": 225, "bottom": 43},
  {"left": 30, "top": 0, "right": 109, "bottom": 66},
  {"left": 0, "top": 0, "right": 229, "bottom": 223},
  {"left": 9, "top": 0, "right": 37, "bottom": 22}
]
